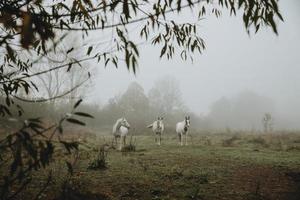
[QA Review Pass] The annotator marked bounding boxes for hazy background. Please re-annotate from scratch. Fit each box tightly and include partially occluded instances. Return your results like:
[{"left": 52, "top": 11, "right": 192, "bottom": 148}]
[{"left": 81, "top": 0, "right": 300, "bottom": 130}]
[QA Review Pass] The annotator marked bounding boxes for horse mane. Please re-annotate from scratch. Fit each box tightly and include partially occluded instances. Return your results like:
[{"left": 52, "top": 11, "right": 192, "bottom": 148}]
[
  {"left": 116, "top": 119, "right": 122, "bottom": 130},
  {"left": 113, "top": 118, "right": 123, "bottom": 134},
  {"left": 156, "top": 120, "right": 159, "bottom": 127}
]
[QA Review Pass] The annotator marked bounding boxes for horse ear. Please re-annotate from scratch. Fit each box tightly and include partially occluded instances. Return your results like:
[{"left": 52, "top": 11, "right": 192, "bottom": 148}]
[{"left": 161, "top": 117, "right": 164, "bottom": 120}]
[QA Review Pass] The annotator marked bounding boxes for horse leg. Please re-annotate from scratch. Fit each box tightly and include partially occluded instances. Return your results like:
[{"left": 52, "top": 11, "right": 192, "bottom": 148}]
[
  {"left": 185, "top": 133, "right": 188, "bottom": 146},
  {"left": 158, "top": 133, "right": 161, "bottom": 145},
  {"left": 119, "top": 136, "right": 123, "bottom": 150},
  {"left": 123, "top": 135, "right": 126, "bottom": 146},
  {"left": 114, "top": 136, "right": 118, "bottom": 147},
  {"left": 178, "top": 134, "right": 182, "bottom": 146}
]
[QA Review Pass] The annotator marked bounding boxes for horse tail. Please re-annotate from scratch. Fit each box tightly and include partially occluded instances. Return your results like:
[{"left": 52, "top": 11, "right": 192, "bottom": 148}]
[{"left": 147, "top": 124, "right": 153, "bottom": 128}]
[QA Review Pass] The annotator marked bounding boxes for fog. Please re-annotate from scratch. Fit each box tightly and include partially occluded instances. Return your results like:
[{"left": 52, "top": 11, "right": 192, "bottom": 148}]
[{"left": 83, "top": 0, "right": 300, "bottom": 130}]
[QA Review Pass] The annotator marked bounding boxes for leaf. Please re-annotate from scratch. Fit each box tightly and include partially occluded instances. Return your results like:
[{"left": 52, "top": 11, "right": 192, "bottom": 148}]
[
  {"left": 58, "top": 125, "right": 63, "bottom": 134},
  {"left": 177, "top": 0, "right": 182, "bottom": 12},
  {"left": 5, "top": 97, "right": 10, "bottom": 106},
  {"left": 255, "top": 24, "right": 260, "bottom": 33},
  {"left": 87, "top": 46, "right": 93, "bottom": 55},
  {"left": 125, "top": 49, "right": 130, "bottom": 68},
  {"left": 268, "top": 13, "right": 278, "bottom": 34},
  {"left": 160, "top": 45, "right": 167, "bottom": 58},
  {"left": 130, "top": 42, "right": 139, "bottom": 56},
  {"left": 74, "top": 112, "right": 94, "bottom": 118},
  {"left": 6, "top": 45, "right": 15, "bottom": 62},
  {"left": 82, "top": 0, "right": 93, "bottom": 8},
  {"left": 30, "top": 81, "right": 39, "bottom": 92},
  {"left": 61, "top": 141, "right": 79, "bottom": 153},
  {"left": 73, "top": 99, "right": 82, "bottom": 109},
  {"left": 67, "top": 63, "right": 73, "bottom": 72},
  {"left": 67, "top": 47, "right": 74, "bottom": 54},
  {"left": 67, "top": 118, "right": 86, "bottom": 126},
  {"left": 123, "top": 0, "right": 130, "bottom": 20},
  {"left": 2, "top": 105, "right": 11, "bottom": 116},
  {"left": 105, "top": 58, "right": 110, "bottom": 66}
]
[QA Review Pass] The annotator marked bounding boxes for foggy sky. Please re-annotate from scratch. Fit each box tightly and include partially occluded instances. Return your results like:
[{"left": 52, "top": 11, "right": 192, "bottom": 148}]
[{"left": 89, "top": 1, "right": 300, "bottom": 122}]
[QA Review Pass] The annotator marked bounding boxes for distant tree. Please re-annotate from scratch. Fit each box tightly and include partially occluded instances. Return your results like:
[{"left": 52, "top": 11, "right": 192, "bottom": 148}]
[
  {"left": 118, "top": 82, "right": 149, "bottom": 131},
  {"left": 208, "top": 97, "right": 232, "bottom": 129},
  {"left": 232, "top": 90, "right": 275, "bottom": 129},
  {"left": 119, "top": 82, "right": 149, "bottom": 111},
  {"left": 207, "top": 90, "right": 275, "bottom": 130},
  {"left": 262, "top": 113, "right": 273, "bottom": 133},
  {"left": 148, "top": 76, "right": 183, "bottom": 115}
]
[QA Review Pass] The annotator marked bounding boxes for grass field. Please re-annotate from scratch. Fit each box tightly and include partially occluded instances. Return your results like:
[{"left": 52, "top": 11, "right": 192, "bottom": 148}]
[{"left": 4, "top": 132, "right": 300, "bottom": 200}]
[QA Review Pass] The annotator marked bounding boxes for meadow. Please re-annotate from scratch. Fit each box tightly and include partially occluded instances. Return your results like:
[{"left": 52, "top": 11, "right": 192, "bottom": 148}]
[{"left": 3, "top": 131, "right": 300, "bottom": 200}]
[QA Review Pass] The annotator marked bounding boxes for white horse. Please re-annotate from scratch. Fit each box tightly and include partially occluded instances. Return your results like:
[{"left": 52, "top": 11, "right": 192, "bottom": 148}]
[
  {"left": 176, "top": 116, "right": 190, "bottom": 146},
  {"left": 112, "top": 118, "right": 130, "bottom": 150},
  {"left": 147, "top": 117, "right": 164, "bottom": 145}
]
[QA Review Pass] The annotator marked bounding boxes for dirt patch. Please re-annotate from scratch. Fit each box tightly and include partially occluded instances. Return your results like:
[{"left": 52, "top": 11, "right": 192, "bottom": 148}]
[
  {"left": 230, "top": 166, "right": 300, "bottom": 200},
  {"left": 55, "top": 182, "right": 110, "bottom": 200}
]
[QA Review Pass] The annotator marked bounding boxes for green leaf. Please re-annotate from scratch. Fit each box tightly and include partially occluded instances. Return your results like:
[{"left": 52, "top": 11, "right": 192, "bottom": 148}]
[
  {"left": 73, "top": 99, "right": 82, "bottom": 109},
  {"left": 123, "top": 0, "right": 130, "bottom": 20},
  {"left": 160, "top": 45, "right": 167, "bottom": 58},
  {"left": 67, "top": 118, "right": 86, "bottom": 126},
  {"left": 74, "top": 112, "right": 94, "bottom": 118}
]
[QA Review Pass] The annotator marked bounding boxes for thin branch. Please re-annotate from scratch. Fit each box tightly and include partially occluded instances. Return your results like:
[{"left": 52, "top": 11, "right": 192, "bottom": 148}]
[
  {"left": 0, "top": 56, "right": 94, "bottom": 84},
  {"left": 12, "top": 76, "right": 90, "bottom": 103}
]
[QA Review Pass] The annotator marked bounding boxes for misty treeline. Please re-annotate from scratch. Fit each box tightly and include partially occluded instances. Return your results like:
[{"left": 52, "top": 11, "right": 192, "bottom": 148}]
[
  {"left": 2, "top": 75, "right": 289, "bottom": 133},
  {"left": 0, "top": 76, "right": 193, "bottom": 133},
  {"left": 206, "top": 91, "right": 275, "bottom": 131}
]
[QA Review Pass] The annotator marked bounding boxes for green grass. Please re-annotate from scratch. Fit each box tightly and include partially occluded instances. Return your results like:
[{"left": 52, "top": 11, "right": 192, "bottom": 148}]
[{"left": 3, "top": 133, "right": 300, "bottom": 200}]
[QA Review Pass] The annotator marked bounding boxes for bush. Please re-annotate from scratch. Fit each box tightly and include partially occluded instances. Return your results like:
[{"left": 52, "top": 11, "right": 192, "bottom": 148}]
[
  {"left": 249, "top": 137, "right": 268, "bottom": 147},
  {"left": 87, "top": 145, "right": 109, "bottom": 170}
]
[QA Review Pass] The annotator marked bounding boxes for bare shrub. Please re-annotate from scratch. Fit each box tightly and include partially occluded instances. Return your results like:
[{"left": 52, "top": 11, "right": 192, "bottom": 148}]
[
  {"left": 121, "top": 144, "right": 136, "bottom": 152},
  {"left": 204, "top": 137, "right": 212, "bottom": 146},
  {"left": 121, "top": 136, "right": 136, "bottom": 152},
  {"left": 222, "top": 135, "right": 240, "bottom": 147}
]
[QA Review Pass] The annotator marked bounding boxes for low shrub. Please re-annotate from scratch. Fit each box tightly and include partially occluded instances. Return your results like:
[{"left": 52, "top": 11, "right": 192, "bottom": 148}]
[{"left": 87, "top": 145, "right": 109, "bottom": 170}]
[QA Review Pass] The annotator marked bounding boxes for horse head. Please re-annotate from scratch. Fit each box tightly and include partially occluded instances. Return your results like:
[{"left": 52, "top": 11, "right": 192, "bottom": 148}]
[
  {"left": 156, "top": 116, "right": 164, "bottom": 130},
  {"left": 120, "top": 118, "right": 130, "bottom": 129},
  {"left": 184, "top": 116, "right": 190, "bottom": 128}
]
